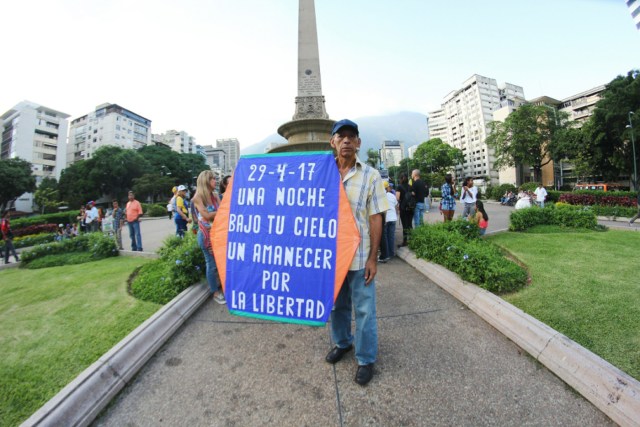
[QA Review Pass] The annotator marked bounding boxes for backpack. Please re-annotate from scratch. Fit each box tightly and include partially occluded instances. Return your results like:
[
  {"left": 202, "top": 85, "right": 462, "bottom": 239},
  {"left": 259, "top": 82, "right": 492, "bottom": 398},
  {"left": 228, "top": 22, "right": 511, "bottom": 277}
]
[{"left": 402, "top": 191, "right": 416, "bottom": 212}]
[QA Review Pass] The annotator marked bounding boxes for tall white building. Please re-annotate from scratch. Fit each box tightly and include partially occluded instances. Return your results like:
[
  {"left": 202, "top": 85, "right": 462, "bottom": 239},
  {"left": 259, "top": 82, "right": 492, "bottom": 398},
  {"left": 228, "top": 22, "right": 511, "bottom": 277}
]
[
  {"left": 1, "top": 101, "right": 70, "bottom": 212},
  {"left": 380, "top": 140, "right": 404, "bottom": 168},
  {"left": 435, "top": 74, "right": 524, "bottom": 184},
  {"left": 216, "top": 138, "right": 240, "bottom": 173},
  {"left": 67, "top": 103, "right": 151, "bottom": 165},
  {"left": 426, "top": 108, "right": 448, "bottom": 143},
  {"left": 152, "top": 130, "right": 198, "bottom": 154}
]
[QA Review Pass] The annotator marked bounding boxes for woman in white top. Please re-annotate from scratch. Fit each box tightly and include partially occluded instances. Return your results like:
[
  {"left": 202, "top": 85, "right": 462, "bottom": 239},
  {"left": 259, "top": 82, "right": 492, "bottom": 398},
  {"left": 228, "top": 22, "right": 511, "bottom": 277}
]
[{"left": 379, "top": 181, "right": 398, "bottom": 262}]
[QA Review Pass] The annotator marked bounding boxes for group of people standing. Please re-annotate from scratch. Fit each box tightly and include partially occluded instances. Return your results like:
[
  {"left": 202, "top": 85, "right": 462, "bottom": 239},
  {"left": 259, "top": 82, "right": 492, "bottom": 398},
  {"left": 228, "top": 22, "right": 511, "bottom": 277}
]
[
  {"left": 167, "top": 174, "right": 231, "bottom": 305},
  {"left": 74, "top": 192, "right": 143, "bottom": 251}
]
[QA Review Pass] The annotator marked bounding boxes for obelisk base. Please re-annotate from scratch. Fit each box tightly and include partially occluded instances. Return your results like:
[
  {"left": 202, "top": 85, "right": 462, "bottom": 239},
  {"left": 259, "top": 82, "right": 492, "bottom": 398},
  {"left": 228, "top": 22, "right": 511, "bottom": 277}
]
[{"left": 271, "top": 118, "right": 335, "bottom": 153}]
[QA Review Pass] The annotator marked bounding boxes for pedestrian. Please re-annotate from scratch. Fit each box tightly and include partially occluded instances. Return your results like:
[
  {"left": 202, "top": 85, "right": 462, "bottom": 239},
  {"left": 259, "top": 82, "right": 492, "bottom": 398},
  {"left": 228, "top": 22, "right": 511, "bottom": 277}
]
[
  {"left": 167, "top": 186, "right": 177, "bottom": 220},
  {"left": 174, "top": 185, "right": 191, "bottom": 238},
  {"left": 193, "top": 170, "right": 226, "bottom": 304},
  {"left": 396, "top": 173, "right": 413, "bottom": 247},
  {"left": 378, "top": 180, "right": 398, "bottom": 262},
  {"left": 534, "top": 183, "right": 548, "bottom": 208},
  {"left": 112, "top": 199, "right": 125, "bottom": 250},
  {"left": 220, "top": 175, "right": 232, "bottom": 200},
  {"left": 1, "top": 211, "right": 19, "bottom": 264},
  {"left": 125, "top": 191, "right": 144, "bottom": 251},
  {"left": 440, "top": 174, "right": 458, "bottom": 222},
  {"left": 85, "top": 201, "right": 99, "bottom": 232},
  {"left": 460, "top": 177, "right": 478, "bottom": 219},
  {"left": 324, "top": 119, "right": 389, "bottom": 386},
  {"left": 471, "top": 200, "right": 489, "bottom": 235},
  {"left": 77, "top": 205, "right": 87, "bottom": 233},
  {"left": 411, "top": 169, "right": 428, "bottom": 227},
  {"left": 629, "top": 191, "right": 640, "bottom": 226}
]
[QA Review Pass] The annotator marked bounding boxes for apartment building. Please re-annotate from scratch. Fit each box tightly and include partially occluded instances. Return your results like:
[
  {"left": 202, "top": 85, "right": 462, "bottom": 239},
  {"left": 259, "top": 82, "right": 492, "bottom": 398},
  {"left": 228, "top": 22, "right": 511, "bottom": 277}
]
[
  {"left": 216, "top": 138, "right": 240, "bottom": 173},
  {"left": 152, "top": 130, "right": 197, "bottom": 154},
  {"left": 426, "top": 108, "right": 448, "bottom": 144},
  {"left": 0, "top": 101, "right": 70, "bottom": 212},
  {"left": 67, "top": 103, "right": 151, "bottom": 165},
  {"left": 435, "top": 74, "right": 525, "bottom": 185},
  {"left": 559, "top": 85, "right": 606, "bottom": 126},
  {"left": 203, "top": 145, "right": 227, "bottom": 177}
]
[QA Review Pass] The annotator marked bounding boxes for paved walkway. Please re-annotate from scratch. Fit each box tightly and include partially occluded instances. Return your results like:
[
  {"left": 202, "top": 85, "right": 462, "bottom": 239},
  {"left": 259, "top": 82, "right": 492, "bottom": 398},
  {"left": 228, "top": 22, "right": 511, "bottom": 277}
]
[{"left": 94, "top": 218, "right": 615, "bottom": 426}]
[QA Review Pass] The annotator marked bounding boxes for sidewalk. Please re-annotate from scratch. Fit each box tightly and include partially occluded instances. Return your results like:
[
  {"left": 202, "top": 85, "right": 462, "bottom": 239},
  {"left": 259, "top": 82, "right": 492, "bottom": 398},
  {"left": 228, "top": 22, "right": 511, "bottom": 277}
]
[{"left": 94, "top": 257, "right": 613, "bottom": 426}]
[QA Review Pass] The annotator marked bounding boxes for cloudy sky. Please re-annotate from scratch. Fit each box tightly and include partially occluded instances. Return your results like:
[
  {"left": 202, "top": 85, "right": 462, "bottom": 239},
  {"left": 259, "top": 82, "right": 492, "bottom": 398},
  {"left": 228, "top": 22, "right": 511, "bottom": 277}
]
[{"left": 2, "top": 0, "right": 638, "bottom": 149}]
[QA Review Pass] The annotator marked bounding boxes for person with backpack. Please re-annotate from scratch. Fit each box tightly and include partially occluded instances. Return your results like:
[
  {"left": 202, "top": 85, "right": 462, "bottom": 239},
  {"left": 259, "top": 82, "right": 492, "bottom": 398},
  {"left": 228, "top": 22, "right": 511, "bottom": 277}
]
[
  {"left": 174, "top": 185, "right": 191, "bottom": 238},
  {"left": 396, "top": 173, "right": 414, "bottom": 247}
]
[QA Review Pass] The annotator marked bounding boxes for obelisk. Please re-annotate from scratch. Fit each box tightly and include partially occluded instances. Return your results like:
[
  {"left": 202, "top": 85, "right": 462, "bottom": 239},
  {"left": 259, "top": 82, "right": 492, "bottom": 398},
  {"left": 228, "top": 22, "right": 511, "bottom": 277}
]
[{"left": 272, "top": 0, "right": 334, "bottom": 153}]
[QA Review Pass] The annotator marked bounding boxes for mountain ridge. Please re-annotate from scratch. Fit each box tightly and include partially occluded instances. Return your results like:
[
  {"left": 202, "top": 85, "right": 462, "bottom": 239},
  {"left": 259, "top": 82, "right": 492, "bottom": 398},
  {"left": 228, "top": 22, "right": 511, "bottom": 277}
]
[{"left": 240, "top": 111, "right": 429, "bottom": 157}]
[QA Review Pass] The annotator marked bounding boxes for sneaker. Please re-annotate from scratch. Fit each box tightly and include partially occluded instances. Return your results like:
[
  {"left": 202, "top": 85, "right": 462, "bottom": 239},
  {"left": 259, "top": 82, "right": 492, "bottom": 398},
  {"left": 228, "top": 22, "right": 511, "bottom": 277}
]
[{"left": 213, "top": 292, "right": 226, "bottom": 305}]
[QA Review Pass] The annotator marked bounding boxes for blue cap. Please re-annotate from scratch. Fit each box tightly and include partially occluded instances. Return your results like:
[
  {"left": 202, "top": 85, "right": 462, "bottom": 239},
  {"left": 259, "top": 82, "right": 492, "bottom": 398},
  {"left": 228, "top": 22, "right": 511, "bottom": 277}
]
[{"left": 332, "top": 119, "right": 359, "bottom": 136}]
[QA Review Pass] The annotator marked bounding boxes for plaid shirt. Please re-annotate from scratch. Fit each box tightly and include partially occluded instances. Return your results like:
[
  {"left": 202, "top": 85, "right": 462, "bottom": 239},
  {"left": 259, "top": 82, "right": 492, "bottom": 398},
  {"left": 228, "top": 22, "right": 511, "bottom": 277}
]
[
  {"left": 341, "top": 156, "right": 390, "bottom": 271},
  {"left": 440, "top": 183, "right": 457, "bottom": 211}
]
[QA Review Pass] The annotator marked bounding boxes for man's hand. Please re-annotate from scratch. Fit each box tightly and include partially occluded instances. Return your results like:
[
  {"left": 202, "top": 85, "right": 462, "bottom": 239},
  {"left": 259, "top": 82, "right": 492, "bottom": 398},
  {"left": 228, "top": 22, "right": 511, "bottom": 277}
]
[{"left": 364, "top": 258, "right": 377, "bottom": 285}]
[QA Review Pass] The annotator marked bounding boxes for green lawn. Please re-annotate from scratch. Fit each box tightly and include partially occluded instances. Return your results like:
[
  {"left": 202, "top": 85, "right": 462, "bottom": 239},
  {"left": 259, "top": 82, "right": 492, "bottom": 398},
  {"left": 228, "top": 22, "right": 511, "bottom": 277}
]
[
  {"left": 488, "top": 227, "right": 640, "bottom": 380},
  {"left": 0, "top": 257, "right": 160, "bottom": 427}
]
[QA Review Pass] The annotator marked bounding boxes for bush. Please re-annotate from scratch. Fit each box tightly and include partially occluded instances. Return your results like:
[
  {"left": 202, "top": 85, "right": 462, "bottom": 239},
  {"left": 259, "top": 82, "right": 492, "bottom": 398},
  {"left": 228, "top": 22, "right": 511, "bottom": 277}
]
[
  {"left": 430, "top": 189, "right": 442, "bottom": 198},
  {"left": 559, "top": 191, "right": 637, "bottom": 207},
  {"left": 546, "top": 190, "right": 561, "bottom": 203},
  {"left": 145, "top": 204, "right": 168, "bottom": 217},
  {"left": 519, "top": 182, "right": 541, "bottom": 192},
  {"left": 20, "top": 233, "right": 118, "bottom": 267},
  {"left": 11, "top": 211, "right": 80, "bottom": 230},
  {"left": 0, "top": 233, "right": 56, "bottom": 251},
  {"left": 409, "top": 220, "right": 527, "bottom": 294},
  {"left": 13, "top": 223, "right": 58, "bottom": 238},
  {"left": 24, "top": 252, "right": 98, "bottom": 269},
  {"left": 490, "top": 184, "right": 517, "bottom": 201},
  {"left": 130, "top": 233, "right": 205, "bottom": 304},
  {"left": 509, "top": 204, "right": 597, "bottom": 231},
  {"left": 590, "top": 205, "right": 638, "bottom": 218}
]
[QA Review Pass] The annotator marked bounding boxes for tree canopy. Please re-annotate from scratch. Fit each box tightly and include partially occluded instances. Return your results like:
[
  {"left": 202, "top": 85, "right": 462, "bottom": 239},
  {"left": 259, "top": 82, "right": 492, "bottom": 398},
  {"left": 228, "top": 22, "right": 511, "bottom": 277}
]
[
  {"left": 580, "top": 70, "right": 640, "bottom": 186},
  {"left": 58, "top": 145, "right": 211, "bottom": 206},
  {"left": 486, "top": 104, "right": 570, "bottom": 183},
  {"left": 0, "top": 158, "right": 37, "bottom": 212}
]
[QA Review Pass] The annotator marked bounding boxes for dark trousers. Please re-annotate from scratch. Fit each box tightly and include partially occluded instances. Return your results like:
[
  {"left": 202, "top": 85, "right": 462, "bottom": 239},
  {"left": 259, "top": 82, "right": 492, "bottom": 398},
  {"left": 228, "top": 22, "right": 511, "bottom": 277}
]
[
  {"left": 3, "top": 239, "right": 19, "bottom": 263},
  {"left": 400, "top": 210, "right": 413, "bottom": 244}
]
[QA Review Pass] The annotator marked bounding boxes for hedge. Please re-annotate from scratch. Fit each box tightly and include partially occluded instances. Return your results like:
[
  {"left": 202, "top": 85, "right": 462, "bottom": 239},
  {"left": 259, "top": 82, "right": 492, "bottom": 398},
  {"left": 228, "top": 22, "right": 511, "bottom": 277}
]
[
  {"left": 130, "top": 234, "right": 206, "bottom": 304},
  {"left": 409, "top": 220, "right": 528, "bottom": 294},
  {"left": 11, "top": 211, "right": 81, "bottom": 230},
  {"left": 0, "top": 233, "right": 56, "bottom": 251},
  {"left": 19, "top": 233, "right": 119, "bottom": 268},
  {"left": 559, "top": 192, "right": 637, "bottom": 208},
  {"left": 509, "top": 204, "right": 598, "bottom": 231}
]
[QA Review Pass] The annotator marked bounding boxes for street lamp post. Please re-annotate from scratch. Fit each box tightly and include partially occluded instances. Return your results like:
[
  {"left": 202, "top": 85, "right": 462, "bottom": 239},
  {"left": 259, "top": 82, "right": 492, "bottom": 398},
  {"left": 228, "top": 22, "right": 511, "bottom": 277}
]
[{"left": 627, "top": 111, "right": 637, "bottom": 191}]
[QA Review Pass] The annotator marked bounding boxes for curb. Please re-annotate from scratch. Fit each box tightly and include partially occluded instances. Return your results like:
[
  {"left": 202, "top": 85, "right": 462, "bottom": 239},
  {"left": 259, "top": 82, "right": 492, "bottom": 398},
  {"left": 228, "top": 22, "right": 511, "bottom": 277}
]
[
  {"left": 119, "top": 250, "right": 160, "bottom": 259},
  {"left": 397, "top": 247, "right": 640, "bottom": 427},
  {"left": 21, "top": 282, "right": 210, "bottom": 427}
]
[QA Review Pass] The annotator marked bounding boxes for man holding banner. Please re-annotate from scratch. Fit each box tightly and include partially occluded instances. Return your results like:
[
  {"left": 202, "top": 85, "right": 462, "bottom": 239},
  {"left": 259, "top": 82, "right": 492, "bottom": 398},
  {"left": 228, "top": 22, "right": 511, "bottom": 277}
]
[{"left": 325, "top": 119, "right": 389, "bottom": 386}]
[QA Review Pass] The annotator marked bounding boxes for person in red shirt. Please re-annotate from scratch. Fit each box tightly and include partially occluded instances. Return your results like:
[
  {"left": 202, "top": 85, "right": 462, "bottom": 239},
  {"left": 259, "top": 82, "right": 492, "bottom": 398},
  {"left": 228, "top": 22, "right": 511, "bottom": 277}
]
[
  {"left": 125, "top": 191, "right": 144, "bottom": 251},
  {"left": 1, "top": 211, "right": 19, "bottom": 264}
]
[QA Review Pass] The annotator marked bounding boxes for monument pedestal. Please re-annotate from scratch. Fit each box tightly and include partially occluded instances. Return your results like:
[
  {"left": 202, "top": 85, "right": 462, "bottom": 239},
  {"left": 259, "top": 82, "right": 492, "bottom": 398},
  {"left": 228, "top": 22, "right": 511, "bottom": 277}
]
[{"left": 273, "top": 118, "right": 334, "bottom": 153}]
